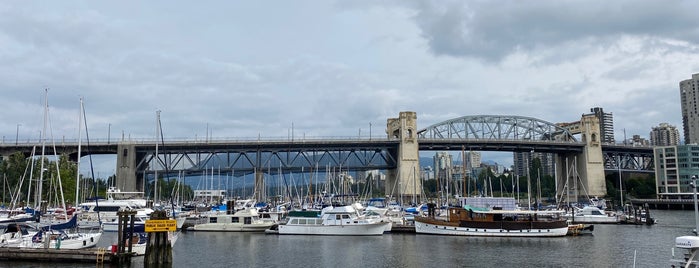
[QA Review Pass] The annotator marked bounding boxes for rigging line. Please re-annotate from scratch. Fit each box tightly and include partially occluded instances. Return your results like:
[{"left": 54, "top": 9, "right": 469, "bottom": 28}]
[
  {"left": 47, "top": 107, "right": 67, "bottom": 220},
  {"left": 157, "top": 112, "right": 177, "bottom": 216},
  {"left": 81, "top": 100, "right": 101, "bottom": 224}
]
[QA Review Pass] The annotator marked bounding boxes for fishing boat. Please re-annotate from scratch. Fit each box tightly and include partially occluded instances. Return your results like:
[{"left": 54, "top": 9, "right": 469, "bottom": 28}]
[
  {"left": 414, "top": 202, "right": 568, "bottom": 237},
  {"left": 275, "top": 206, "right": 390, "bottom": 236},
  {"left": 189, "top": 207, "right": 275, "bottom": 232}
]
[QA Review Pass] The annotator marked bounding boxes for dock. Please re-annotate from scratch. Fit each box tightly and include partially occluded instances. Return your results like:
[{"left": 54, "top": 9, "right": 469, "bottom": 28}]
[{"left": 0, "top": 247, "right": 129, "bottom": 264}]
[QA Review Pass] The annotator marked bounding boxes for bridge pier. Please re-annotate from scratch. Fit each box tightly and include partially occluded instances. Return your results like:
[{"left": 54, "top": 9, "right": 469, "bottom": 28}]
[
  {"left": 254, "top": 169, "right": 265, "bottom": 202},
  {"left": 555, "top": 114, "right": 607, "bottom": 203},
  {"left": 116, "top": 143, "right": 145, "bottom": 192},
  {"left": 386, "top": 111, "right": 421, "bottom": 204},
  {"left": 577, "top": 114, "right": 607, "bottom": 197}
]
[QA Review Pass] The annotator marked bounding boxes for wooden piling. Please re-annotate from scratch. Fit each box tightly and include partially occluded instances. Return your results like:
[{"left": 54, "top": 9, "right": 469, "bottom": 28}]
[
  {"left": 114, "top": 209, "right": 136, "bottom": 264},
  {"left": 145, "top": 210, "right": 173, "bottom": 265}
]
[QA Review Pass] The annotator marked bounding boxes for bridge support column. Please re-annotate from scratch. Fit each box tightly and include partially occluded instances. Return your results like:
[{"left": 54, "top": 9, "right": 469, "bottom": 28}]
[
  {"left": 386, "top": 111, "right": 421, "bottom": 204},
  {"left": 580, "top": 114, "right": 607, "bottom": 197},
  {"left": 116, "top": 143, "right": 143, "bottom": 192},
  {"left": 254, "top": 169, "right": 265, "bottom": 201},
  {"left": 555, "top": 115, "right": 608, "bottom": 203}
]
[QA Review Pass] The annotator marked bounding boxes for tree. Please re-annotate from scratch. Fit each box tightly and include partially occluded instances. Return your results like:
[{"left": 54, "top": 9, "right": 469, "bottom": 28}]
[{"left": 0, "top": 152, "right": 29, "bottom": 206}]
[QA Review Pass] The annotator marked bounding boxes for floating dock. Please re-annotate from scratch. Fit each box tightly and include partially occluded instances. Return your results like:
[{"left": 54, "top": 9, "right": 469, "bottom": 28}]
[{"left": 0, "top": 247, "right": 130, "bottom": 264}]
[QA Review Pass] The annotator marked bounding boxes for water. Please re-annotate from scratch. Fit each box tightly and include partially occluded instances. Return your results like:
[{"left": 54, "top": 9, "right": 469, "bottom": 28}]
[{"left": 2, "top": 210, "right": 695, "bottom": 268}]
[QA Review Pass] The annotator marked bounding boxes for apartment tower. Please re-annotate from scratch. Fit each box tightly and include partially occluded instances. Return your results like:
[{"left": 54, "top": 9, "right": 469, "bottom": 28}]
[
  {"left": 650, "top": 123, "right": 680, "bottom": 146},
  {"left": 680, "top": 73, "right": 699, "bottom": 144}
]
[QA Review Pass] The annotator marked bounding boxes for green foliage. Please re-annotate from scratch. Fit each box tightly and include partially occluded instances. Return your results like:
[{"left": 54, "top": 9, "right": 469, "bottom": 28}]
[
  {"left": 0, "top": 151, "right": 112, "bottom": 208},
  {"left": 147, "top": 177, "right": 194, "bottom": 202},
  {"left": 605, "top": 172, "right": 657, "bottom": 206}
]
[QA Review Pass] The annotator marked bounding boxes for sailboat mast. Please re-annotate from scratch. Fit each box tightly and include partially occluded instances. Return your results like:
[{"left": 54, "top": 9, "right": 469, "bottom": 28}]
[
  {"left": 37, "top": 88, "right": 48, "bottom": 209},
  {"left": 75, "top": 97, "right": 83, "bottom": 207},
  {"left": 537, "top": 168, "right": 541, "bottom": 211},
  {"left": 462, "top": 147, "right": 466, "bottom": 198},
  {"left": 527, "top": 151, "right": 532, "bottom": 210},
  {"left": 154, "top": 110, "right": 160, "bottom": 204},
  {"left": 26, "top": 146, "right": 36, "bottom": 208}
]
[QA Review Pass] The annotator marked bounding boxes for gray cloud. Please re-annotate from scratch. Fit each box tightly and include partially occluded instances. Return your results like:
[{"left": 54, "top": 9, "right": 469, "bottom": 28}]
[
  {"left": 411, "top": 1, "right": 699, "bottom": 61},
  {"left": 1, "top": 1, "right": 698, "bottom": 175}
]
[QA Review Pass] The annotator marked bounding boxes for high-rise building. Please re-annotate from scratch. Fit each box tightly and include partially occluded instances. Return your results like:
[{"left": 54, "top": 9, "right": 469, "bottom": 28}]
[
  {"left": 654, "top": 145, "right": 699, "bottom": 198},
  {"left": 433, "top": 152, "right": 453, "bottom": 182},
  {"left": 650, "top": 123, "right": 680, "bottom": 146},
  {"left": 512, "top": 151, "right": 554, "bottom": 177},
  {"left": 629, "top": 134, "right": 650, "bottom": 146},
  {"left": 590, "top": 107, "right": 615, "bottom": 143},
  {"left": 681, "top": 73, "right": 699, "bottom": 144},
  {"left": 465, "top": 151, "right": 481, "bottom": 170}
]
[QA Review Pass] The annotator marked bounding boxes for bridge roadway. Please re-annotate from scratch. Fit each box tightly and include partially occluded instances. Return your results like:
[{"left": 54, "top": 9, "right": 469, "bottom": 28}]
[{"left": 0, "top": 137, "right": 649, "bottom": 171}]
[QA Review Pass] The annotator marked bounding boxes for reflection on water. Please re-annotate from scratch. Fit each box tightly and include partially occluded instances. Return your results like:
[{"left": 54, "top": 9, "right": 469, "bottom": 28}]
[{"left": 3, "top": 210, "right": 695, "bottom": 268}]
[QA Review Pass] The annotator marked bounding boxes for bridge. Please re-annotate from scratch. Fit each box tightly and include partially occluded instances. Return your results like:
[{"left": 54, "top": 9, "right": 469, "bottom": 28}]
[{"left": 0, "top": 112, "right": 653, "bottom": 201}]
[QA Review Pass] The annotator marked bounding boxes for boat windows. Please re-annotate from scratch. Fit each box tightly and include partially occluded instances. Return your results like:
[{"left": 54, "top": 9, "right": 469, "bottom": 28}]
[
  {"left": 298, "top": 219, "right": 307, "bottom": 225},
  {"left": 93, "top": 206, "right": 122, "bottom": 212},
  {"left": 244, "top": 217, "right": 252, "bottom": 224},
  {"left": 232, "top": 217, "right": 239, "bottom": 223},
  {"left": 210, "top": 217, "right": 217, "bottom": 223},
  {"left": 289, "top": 219, "right": 298, "bottom": 225},
  {"left": 341, "top": 215, "right": 350, "bottom": 219}
]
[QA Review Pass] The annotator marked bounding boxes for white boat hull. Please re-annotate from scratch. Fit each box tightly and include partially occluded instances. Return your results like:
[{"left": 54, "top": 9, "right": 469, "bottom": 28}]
[
  {"left": 191, "top": 222, "right": 274, "bottom": 232},
  {"left": 414, "top": 221, "right": 568, "bottom": 237},
  {"left": 278, "top": 222, "right": 390, "bottom": 236},
  {"left": 1, "top": 231, "right": 102, "bottom": 249},
  {"left": 563, "top": 215, "right": 620, "bottom": 224}
]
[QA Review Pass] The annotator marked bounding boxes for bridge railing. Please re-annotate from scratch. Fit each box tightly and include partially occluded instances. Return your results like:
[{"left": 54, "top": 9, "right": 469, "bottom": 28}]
[{"left": 0, "top": 136, "right": 398, "bottom": 146}]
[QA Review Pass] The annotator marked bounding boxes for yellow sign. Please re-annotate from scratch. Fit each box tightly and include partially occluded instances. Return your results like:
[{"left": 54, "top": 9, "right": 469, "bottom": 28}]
[{"left": 145, "top": 219, "right": 177, "bottom": 232}]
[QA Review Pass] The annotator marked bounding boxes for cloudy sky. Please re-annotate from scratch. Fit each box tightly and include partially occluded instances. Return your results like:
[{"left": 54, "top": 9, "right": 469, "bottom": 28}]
[{"left": 2, "top": 1, "right": 699, "bottom": 174}]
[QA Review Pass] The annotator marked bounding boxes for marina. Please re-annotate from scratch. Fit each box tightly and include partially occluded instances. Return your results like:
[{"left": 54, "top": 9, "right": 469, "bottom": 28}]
[{"left": 0, "top": 210, "right": 690, "bottom": 267}]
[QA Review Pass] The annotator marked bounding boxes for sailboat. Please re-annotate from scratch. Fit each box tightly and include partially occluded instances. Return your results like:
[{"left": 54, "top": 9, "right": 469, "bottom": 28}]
[
  {"left": 557, "top": 157, "right": 621, "bottom": 224},
  {"left": 22, "top": 92, "right": 102, "bottom": 249}
]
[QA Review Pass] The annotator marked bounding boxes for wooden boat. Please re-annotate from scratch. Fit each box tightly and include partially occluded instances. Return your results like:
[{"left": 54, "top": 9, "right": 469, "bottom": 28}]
[
  {"left": 567, "top": 223, "right": 594, "bottom": 236},
  {"left": 414, "top": 205, "right": 568, "bottom": 237}
]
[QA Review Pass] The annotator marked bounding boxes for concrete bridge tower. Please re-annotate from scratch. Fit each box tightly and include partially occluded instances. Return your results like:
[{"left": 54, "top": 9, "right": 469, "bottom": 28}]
[
  {"left": 386, "top": 111, "right": 421, "bottom": 202},
  {"left": 116, "top": 143, "right": 145, "bottom": 192},
  {"left": 577, "top": 114, "right": 607, "bottom": 197},
  {"left": 556, "top": 114, "right": 607, "bottom": 202}
]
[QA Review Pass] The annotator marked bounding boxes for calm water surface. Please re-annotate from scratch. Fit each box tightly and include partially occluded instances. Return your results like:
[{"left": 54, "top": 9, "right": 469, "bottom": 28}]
[{"left": 2, "top": 210, "right": 695, "bottom": 268}]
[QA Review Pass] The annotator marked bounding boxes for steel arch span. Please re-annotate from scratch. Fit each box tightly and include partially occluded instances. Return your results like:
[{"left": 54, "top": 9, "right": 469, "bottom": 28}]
[{"left": 417, "top": 115, "right": 577, "bottom": 142}]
